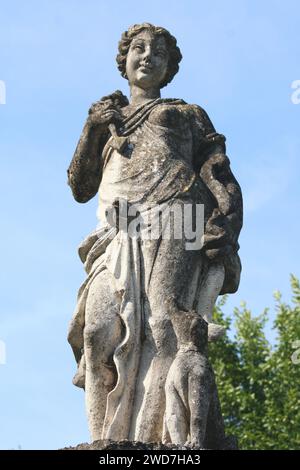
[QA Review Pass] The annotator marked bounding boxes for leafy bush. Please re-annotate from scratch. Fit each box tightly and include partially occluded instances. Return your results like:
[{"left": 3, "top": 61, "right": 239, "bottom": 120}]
[{"left": 209, "top": 275, "right": 300, "bottom": 449}]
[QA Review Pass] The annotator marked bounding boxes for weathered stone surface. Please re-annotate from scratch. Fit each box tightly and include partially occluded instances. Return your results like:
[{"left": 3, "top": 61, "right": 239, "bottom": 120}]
[
  {"left": 63, "top": 440, "right": 194, "bottom": 451},
  {"left": 164, "top": 313, "right": 225, "bottom": 448},
  {"left": 63, "top": 438, "right": 238, "bottom": 451},
  {"left": 67, "top": 22, "right": 242, "bottom": 448}
]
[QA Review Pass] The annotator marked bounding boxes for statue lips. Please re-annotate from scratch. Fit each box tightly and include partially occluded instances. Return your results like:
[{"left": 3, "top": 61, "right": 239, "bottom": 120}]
[{"left": 138, "top": 64, "right": 153, "bottom": 74}]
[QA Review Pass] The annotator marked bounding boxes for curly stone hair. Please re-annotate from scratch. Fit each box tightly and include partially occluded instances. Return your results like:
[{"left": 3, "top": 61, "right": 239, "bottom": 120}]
[{"left": 116, "top": 23, "right": 182, "bottom": 88}]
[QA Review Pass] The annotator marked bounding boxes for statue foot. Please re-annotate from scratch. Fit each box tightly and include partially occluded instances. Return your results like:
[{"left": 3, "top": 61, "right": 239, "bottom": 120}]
[{"left": 208, "top": 323, "right": 226, "bottom": 342}]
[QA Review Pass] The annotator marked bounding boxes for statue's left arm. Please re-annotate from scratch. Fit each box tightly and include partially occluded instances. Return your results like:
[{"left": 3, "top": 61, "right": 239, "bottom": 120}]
[{"left": 192, "top": 105, "right": 243, "bottom": 265}]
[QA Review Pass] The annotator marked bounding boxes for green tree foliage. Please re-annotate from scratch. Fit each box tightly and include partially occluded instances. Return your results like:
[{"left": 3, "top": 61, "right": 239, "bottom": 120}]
[{"left": 209, "top": 275, "right": 300, "bottom": 449}]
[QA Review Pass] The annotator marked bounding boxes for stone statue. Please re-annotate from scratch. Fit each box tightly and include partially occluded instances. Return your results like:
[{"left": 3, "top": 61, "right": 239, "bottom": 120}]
[{"left": 67, "top": 22, "right": 242, "bottom": 447}]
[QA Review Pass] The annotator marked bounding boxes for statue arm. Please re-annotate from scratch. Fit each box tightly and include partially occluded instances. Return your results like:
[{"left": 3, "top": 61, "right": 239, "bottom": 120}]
[
  {"left": 68, "top": 90, "right": 128, "bottom": 203},
  {"left": 192, "top": 105, "right": 243, "bottom": 257},
  {"left": 67, "top": 120, "right": 109, "bottom": 203},
  {"left": 200, "top": 150, "right": 243, "bottom": 253}
]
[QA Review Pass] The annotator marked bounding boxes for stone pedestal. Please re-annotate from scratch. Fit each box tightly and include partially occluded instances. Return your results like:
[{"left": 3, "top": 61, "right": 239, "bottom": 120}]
[{"left": 63, "top": 438, "right": 238, "bottom": 451}]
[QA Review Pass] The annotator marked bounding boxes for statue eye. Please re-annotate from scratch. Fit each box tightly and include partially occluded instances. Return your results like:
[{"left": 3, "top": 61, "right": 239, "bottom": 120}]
[
  {"left": 155, "top": 49, "right": 167, "bottom": 57},
  {"left": 133, "top": 44, "right": 144, "bottom": 51}
]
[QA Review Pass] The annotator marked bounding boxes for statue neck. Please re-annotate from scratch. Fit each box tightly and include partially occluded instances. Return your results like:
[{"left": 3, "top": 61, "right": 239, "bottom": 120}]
[{"left": 129, "top": 84, "right": 161, "bottom": 107}]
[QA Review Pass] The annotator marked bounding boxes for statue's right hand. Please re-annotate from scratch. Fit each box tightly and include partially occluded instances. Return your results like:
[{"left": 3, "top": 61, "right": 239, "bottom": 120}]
[{"left": 87, "top": 99, "right": 123, "bottom": 129}]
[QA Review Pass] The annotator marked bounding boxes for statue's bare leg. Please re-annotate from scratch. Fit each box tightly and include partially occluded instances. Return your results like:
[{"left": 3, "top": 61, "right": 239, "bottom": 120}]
[
  {"left": 197, "top": 263, "right": 225, "bottom": 341},
  {"left": 84, "top": 268, "right": 123, "bottom": 441},
  {"left": 196, "top": 263, "right": 225, "bottom": 323}
]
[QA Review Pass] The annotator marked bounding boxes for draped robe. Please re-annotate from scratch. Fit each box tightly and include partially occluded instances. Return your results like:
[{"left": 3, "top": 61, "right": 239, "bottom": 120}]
[{"left": 68, "top": 97, "right": 242, "bottom": 441}]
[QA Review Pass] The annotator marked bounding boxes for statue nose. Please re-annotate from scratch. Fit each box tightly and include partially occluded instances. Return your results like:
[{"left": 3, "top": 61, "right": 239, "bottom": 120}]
[{"left": 143, "top": 47, "right": 153, "bottom": 62}]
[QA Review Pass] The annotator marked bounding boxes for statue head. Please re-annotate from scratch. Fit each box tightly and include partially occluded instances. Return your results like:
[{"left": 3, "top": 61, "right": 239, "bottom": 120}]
[
  {"left": 171, "top": 310, "right": 208, "bottom": 351},
  {"left": 116, "top": 23, "right": 182, "bottom": 89}
]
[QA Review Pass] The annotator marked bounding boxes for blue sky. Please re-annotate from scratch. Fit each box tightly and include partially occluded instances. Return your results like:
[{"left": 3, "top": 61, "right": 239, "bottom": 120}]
[{"left": 0, "top": 0, "right": 299, "bottom": 450}]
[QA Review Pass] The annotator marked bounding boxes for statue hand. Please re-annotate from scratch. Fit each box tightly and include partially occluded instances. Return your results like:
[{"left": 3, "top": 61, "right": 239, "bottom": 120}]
[
  {"left": 87, "top": 99, "right": 123, "bottom": 130},
  {"left": 202, "top": 208, "right": 233, "bottom": 260}
]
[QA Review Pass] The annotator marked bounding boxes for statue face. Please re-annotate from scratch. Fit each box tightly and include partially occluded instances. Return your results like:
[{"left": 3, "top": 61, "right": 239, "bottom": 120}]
[{"left": 125, "top": 30, "right": 169, "bottom": 90}]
